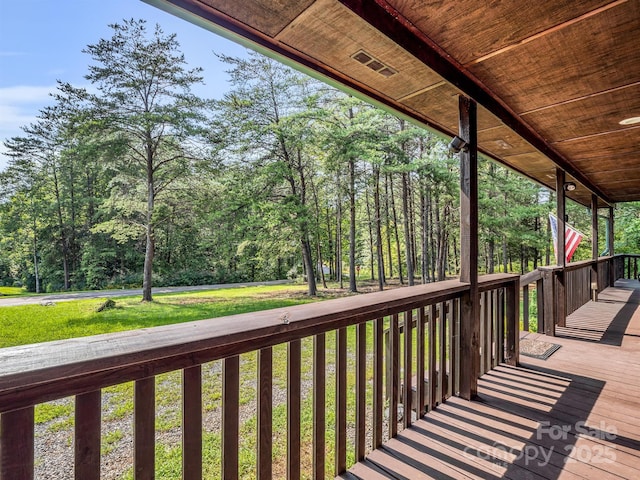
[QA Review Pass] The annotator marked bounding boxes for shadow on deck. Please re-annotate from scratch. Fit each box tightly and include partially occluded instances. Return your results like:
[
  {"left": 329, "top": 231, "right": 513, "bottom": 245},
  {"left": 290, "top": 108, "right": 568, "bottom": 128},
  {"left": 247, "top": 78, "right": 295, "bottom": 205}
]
[{"left": 343, "top": 282, "right": 640, "bottom": 479}]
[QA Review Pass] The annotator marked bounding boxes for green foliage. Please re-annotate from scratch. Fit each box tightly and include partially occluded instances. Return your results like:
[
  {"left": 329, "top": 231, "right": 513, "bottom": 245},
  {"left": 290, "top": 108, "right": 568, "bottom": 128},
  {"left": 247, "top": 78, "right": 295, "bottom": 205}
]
[{"left": 0, "top": 285, "right": 313, "bottom": 348}]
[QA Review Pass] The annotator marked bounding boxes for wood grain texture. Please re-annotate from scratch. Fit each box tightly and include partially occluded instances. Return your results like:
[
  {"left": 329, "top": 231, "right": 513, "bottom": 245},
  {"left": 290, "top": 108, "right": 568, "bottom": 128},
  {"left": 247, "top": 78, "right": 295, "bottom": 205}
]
[
  {"left": 355, "top": 323, "right": 367, "bottom": 459},
  {"left": 134, "top": 377, "right": 155, "bottom": 480},
  {"left": 1, "top": 406, "right": 34, "bottom": 480},
  {"left": 182, "top": 366, "right": 202, "bottom": 480},
  {"left": 373, "top": 318, "right": 383, "bottom": 449},
  {"left": 75, "top": 390, "right": 101, "bottom": 480},
  {"left": 416, "top": 307, "right": 425, "bottom": 418},
  {"left": 335, "top": 327, "right": 347, "bottom": 474},
  {"left": 222, "top": 356, "right": 239, "bottom": 480},
  {"left": 389, "top": 314, "right": 399, "bottom": 438},
  {"left": 287, "top": 340, "right": 301, "bottom": 480},
  {"left": 257, "top": 348, "right": 272, "bottom": 480},
  {"left": 402, "top": 310, "right": 412, "bottom": 429},
  {"left": 312, "top": 334, "right": 325, "bottom": 480},
  {"left": 0, "top": 279, "right": 469, "bottom": 413}
]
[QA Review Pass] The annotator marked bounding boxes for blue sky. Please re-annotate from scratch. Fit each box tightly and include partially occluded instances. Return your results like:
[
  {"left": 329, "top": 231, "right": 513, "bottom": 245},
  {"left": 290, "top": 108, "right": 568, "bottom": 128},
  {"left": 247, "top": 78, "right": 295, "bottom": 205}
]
[{"left": 0, "top": 0, "right": 250, "bottom": 170}]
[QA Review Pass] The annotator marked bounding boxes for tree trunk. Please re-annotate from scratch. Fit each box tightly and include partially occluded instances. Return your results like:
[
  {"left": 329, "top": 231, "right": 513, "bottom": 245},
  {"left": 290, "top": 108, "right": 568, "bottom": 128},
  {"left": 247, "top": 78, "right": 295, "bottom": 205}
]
[
  {"left": 374, "top": 165, "right": 385, "bottom": 291},
  {"left": 420, "top": 179, "right": 428, "bottom": 284},
  {"left": 365, "top": 186, "right": 375, "bottom": 281},
  {"left": 348, "top": 155, "right": 357, "bottom": 293},
  {"left": 390, "top": 174, "right": 404, "bottom": 284},
  {"left": 142, "top": 152, "right": 155, "bottom": 302},
  {"left": 51, "top": 165, "right": 71, "bottom": 290},
  {"left": 32, "top": 212, "right": 40, "bottom": 294},
  {"left": 384, "top": 172, "right": 393, "bottom": 279},
  {"left": 302, "top": 236, "right": 317, "bottom": 296}
]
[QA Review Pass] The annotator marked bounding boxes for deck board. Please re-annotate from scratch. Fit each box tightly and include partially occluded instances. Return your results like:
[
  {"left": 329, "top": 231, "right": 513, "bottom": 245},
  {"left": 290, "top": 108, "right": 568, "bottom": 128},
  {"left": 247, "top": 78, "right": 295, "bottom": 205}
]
[{"left": 344, "top": 282, "right": 640, "bottom": 479}]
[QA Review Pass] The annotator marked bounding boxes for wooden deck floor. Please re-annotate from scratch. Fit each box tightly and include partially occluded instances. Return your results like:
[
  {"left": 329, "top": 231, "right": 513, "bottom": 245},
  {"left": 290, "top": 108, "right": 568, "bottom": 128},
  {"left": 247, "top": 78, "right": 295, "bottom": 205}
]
[{"left": 342, "top": 281, "right": 640, "bottom": 479}]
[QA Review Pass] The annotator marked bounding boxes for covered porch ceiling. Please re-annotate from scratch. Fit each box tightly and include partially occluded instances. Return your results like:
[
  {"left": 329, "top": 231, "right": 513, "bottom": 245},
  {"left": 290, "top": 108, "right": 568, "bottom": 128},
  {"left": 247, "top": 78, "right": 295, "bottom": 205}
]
[{"left": 146, "top": 0, "right": 640, "bottom": 207}]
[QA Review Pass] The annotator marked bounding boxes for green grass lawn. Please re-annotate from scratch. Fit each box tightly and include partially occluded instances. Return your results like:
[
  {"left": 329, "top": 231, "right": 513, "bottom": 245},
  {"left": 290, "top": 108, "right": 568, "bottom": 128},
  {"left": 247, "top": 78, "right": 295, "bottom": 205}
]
[
  {"left": 0, "top": 286, "right": 28, "bottom": 296},
  {"left": 0, "top": 284, "right": 319, "bottom": 348}
]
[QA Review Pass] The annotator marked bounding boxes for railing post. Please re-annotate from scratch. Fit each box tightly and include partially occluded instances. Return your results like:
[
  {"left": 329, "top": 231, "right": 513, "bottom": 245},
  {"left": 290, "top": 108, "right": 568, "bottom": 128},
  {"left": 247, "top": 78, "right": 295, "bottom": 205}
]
[
  {"left": 458, "top": 95, "right": 479, "bottom": 400},
  {"left": 1, "top": 407, "right": 34, "bottom": 480},
  {"left": 522, "top": 285, "right": 529, "bottom": 332},
  {"left": 505, "top": 279, "right": 520, "bottom": 366},
  {"left": 591, "top": 194, "right": 599, "bottom": 302},
  {"left": 536, "top": 278, "right": 544, "bottom": 334},
  {"left": 541, "top": 268, "right": 556, "bottom": 336},
  {"left": 555, "top": 269, "right": 567, "bottom": 328}
]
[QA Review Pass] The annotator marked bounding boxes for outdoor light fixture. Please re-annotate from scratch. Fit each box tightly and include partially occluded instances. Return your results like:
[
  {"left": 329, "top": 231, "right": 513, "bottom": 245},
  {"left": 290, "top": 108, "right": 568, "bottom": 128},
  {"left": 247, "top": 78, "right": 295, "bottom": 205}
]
[
  {"left": 563, "top": 181, "right": 577, "bottom": 192},
  {"left": 448, "top": 135, "right": 468, "bottom": 153}
]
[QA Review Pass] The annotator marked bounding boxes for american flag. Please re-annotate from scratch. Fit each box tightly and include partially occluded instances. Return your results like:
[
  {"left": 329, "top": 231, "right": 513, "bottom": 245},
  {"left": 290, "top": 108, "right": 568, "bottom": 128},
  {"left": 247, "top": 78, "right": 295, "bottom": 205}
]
[{"left": 549, "top": 213, "right": 584, "bottom": 264}]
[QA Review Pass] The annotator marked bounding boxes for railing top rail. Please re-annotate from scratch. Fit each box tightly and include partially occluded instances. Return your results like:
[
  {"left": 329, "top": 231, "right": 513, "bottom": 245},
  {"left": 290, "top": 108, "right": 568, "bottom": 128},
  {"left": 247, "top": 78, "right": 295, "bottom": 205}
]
[
  {"left": 477, "top": 273, "right": 519, "bottom": 292},
  {"left": 1, "top": 279, "right": 474, "bottom": 413},
  {"left": 520, "top": 270, "right": 543, "bottom": 286}
]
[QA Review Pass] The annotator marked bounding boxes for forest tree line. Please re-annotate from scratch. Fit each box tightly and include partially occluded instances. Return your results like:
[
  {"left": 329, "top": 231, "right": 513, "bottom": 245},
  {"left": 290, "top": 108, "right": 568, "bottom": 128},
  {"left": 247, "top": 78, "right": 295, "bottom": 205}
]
[{"left": 1, "top": 19, "right": 639, "bottom": 297}]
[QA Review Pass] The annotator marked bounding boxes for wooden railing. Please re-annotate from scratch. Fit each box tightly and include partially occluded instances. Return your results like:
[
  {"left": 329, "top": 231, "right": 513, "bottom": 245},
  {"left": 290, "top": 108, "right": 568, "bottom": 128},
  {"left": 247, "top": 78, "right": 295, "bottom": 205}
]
[
  {"left": 519, "top": 254, "right": 640, "bottom": 336},
  {"left": 0, "top": 274, "right": 518, "bottom": 480}
]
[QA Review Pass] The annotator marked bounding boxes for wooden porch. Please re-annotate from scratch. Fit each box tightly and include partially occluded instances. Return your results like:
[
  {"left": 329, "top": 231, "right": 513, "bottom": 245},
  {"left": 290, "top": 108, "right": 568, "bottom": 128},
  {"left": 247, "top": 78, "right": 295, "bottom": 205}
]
[{"left": 344, "top": 279, "right": 640, "bottom": 479}]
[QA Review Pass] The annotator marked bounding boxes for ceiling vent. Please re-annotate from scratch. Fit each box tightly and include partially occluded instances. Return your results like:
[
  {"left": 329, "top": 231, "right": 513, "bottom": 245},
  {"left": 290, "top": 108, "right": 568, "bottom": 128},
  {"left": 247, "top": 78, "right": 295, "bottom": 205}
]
[{"left": 351, "top": 50, "right": 397, "bottom": 77}]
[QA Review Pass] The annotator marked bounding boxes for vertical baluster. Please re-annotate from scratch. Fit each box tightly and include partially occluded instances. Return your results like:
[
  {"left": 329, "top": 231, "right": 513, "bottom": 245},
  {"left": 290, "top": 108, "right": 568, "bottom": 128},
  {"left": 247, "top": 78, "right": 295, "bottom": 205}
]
[
  {"left": 389, "top": 314, "right": 399, "bottom": 438},
  {"left": 356, "top": 323, "right": 367, "bottom": 459},
  {"left": 479, "top": 292, "right": 486, "bottom": 376},
  {"left": 1, "top": 406, "right": 34, "bottom": 480},
  {"left": 497, "top": 288, "right": 505, "bottom": 362},
  {"left": 258, "top": 348, "right": 272, "bottom": 480},
  {"left": 336, "top": 327, "right": 347, "bottom": 474},
  {"left": 522, "top": 285, "right": 529, "bottom": 332},
  {"left": 438, "top": 302, "right": 446, "bottom": 404},
  {"left": 486, "top": 291, "right": 493, "bottom": 373},
  {"left": 313, "top": 334, "right": 325, "bottom": 480},
  {"left": 135, "top": 377, "right": 155, "bottom": 480},
  {"left": 447, "top": 300, "right": 454, "bottom": 398},
  {"left": 416, "top": 307, "right": 426, "bottom": 418},
  {"left": 288, "top": 340, "right": 301, "bottom": 480},
  {"left": 428, "top": 305, "right": 436, "bottom": 411},
  {"left": 493, "top": 289, "right": 499, "bottom": 368},
  {"left": 183, "top": 366, "right": 202, "bottom": 480},
  {"left": 452, "top": 299, "right": 460, "bottom": 396},
  {"left": 506, "top": 281, "right": 520, "bottom": 366},
  {"left": 222, "top": 356, "right": 239, "bottom": 480},
  {"left": 75, "top": 390, "right": 101, "bottom": 480},
  {"left": 403, "top": 310, "right": 413, "bottom": 429},
  {"left": 373, "top": 318, "right": 383, "bottom": 449}
]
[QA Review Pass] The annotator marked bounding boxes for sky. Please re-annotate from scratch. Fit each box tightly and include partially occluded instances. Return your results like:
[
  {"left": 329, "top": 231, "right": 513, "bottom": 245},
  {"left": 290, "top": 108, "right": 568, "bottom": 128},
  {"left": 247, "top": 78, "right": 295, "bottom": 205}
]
[{"left": 0, "top": 0, "right": 251, "bottom": 171}]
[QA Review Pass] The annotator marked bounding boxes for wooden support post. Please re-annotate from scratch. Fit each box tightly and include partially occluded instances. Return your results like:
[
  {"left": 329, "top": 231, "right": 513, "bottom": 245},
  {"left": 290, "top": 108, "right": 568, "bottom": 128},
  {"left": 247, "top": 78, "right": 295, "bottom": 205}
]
[
  {"left": 542, "top": 268, "right": 556, "bottom": 336},
  {"left": 458, "top": 95, "right": 479, "bottom": 400},
  {"left": 591, "top": 194, "right": 599, "bottom": 301},
  {"left": 536, "top": 278, "right": 544, "bottom": 334},
  {"left": 505, "top": 280, "right": 519, "bottom": 366},
  {"left": 608, "top": 207, "right": 615, "bottom": 286},
  {"left": 522, "top": 286, "right": 529, "bottom": 332},
  {"left": 555, "top": 169, "right": 567, "bottom": 328}
]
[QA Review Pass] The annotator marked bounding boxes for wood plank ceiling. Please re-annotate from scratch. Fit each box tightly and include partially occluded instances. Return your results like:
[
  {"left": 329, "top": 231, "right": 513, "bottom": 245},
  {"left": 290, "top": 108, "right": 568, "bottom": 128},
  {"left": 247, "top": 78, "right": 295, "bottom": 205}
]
[{"left": 149, "top": 0, "right": 640, "bottom": 206}]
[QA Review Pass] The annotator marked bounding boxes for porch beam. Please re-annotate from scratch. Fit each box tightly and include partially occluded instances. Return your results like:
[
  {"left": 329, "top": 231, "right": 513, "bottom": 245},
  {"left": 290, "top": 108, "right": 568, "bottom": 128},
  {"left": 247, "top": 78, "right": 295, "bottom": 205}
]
[{"left": 458, "top": 95, "right": 479, "bottom": 400}]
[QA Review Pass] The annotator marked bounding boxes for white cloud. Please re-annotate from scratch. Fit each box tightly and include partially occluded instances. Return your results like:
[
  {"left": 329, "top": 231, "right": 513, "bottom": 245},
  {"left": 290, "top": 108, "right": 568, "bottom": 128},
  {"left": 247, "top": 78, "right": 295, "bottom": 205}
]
[{"left": 0, "top": 85, "right": 58, "bottom": 171}]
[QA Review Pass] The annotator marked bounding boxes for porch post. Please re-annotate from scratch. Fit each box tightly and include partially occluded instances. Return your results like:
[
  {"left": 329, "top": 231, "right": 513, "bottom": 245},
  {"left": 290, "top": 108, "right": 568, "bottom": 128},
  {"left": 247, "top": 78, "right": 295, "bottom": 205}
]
[
  {"left": 608, "top": 206, "right": 615, "bottom": 286},
  {"left": 591, "top": 194, "right": 599, "bottom": 300},
  {"left": 458, "top": 95, "right": 479, "bottom": 400},
  {"left": 555, "top": 169, "right": 567, "bottom": 328}
]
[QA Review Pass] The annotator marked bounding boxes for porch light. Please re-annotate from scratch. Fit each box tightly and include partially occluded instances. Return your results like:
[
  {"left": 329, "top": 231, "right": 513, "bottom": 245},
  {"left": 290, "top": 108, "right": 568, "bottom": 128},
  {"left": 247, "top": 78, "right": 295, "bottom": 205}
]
[
  {"left": 563, "top": 182, "right": 577, "bottom": 192},
  {"left": 448, "top": 135, "right": 468, "bottom": 153},
  {"left": 619, "top": 116, "right": 640, "bottom": 125}
]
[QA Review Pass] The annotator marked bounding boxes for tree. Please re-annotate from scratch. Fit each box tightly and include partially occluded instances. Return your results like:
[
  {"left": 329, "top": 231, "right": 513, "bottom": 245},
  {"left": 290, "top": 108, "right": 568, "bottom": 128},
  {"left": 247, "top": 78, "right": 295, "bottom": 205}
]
[{"left": 82, "top": 19, "right": 211, "bottom": 301}]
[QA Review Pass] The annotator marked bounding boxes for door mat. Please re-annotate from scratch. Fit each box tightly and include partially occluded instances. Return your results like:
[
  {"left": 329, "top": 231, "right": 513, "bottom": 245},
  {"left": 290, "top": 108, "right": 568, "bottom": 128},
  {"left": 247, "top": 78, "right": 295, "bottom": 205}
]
[{"left": 520, "top": 338, "right": 561, "bottom": 360}]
